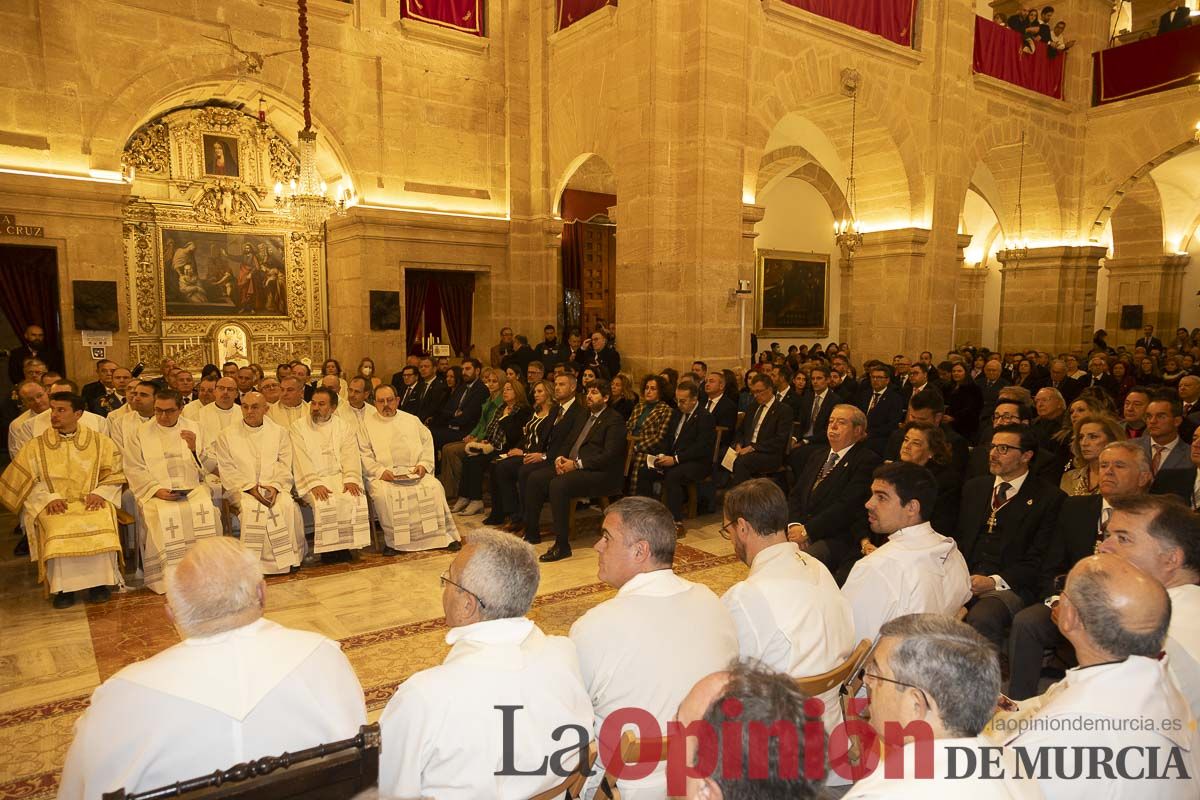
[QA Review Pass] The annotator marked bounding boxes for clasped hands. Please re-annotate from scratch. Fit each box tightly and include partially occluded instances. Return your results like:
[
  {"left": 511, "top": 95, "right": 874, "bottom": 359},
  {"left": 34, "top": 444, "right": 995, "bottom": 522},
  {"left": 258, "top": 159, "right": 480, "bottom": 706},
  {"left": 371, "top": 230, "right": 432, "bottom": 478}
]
[
  {"left": 380, "top": 465, "right": 427, "bottom": 482},
  {"left": 554, "top": 456, "right": 578, "bottom": 475},
  {"left": 247, "top": 484, "right": 279, "bottom": 508},
  {"left": 786, "top": 522, "right": 810, "bottom": 550},
  {"left": 46, "top": 494, "right": 107, "bottom": 514}
]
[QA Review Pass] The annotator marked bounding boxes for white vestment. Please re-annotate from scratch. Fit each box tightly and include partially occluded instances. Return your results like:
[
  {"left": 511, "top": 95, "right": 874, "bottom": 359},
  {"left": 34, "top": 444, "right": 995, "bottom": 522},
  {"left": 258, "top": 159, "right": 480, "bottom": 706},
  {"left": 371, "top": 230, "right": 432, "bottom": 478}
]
[
  {"left": 290, "top": 415, "right": 369, "bottom": 553},
  {"left": 570, "top": 569, "right": 739, "bottom": 799},
  {"left": 722, "top": 541, "right": 855, "bottom": 734},
  {"left": 58, "top": 618, "right": 366, "bottom": 800},
  {"left": 844, "top": 737, "right": 1044, "bottom": 799},
  {"left": 196, "top": 403, "right": 240, "bottom": 448},
  {"left": 268, "top": 400, "right": 308, "bottom": 430},
  {"left": 31, "top": 408, "right": 107, "bottom": 439},
  {"left": 124, "top": 418, "right": 222, "bottom": 593},
  {"left": 359, "top": 410, "right": 460, "bottom": 550},
  {"left": 336, "top": 401, "right": 377, "bottom": 429},
  {"left": 379, "top": 617, "right": 594, "bottom": 800},
  {"left": 999, "top": 655, "right": 1200, "bottom": 799},
  {"left": 181, "top": 398, "right": 210, "bottom": 420},
  {"left": 1166, "top": 583, "right": 1200, "bottom": 726},
  {"left": 213, "top": 419, "right": 305, "bottom": 573},
  {"left": 841, "top": 521, "right": 972, "bottom": 643},
  {"left": 109, "top": 411, "right": 152, "bottom": 456},
  {"left": 7, "top": 408, "right": 36, "bottom": 457}
]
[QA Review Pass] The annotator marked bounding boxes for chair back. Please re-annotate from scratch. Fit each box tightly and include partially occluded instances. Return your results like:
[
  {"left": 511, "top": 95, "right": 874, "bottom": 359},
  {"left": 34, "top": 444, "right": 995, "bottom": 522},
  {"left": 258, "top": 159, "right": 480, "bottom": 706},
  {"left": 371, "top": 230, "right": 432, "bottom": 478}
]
[
  {"left": 795, "top": 638, "right": 872, "bottom": 696},
  {"left": 599, "top": 731, "right": 670, "bottom": 799},
  {"left": 101, "top": 724, "right": 380, "bottom": 800},
  {"left": 711, "top": 426, "right": 727, "bottom": 464},
  {"left": 623, "top": 434, "right": 636, "bottom": 476},
  {"left": 527, "top": 742, "right": 597, "bottom": 800}
]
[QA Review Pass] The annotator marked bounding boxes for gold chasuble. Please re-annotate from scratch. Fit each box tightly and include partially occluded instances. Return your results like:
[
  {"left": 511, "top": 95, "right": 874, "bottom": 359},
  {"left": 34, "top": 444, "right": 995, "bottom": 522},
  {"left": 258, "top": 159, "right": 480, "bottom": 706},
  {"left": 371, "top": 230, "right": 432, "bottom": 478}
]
[{"left": 0, "top": 427, "right": 125, "bottom": 593}]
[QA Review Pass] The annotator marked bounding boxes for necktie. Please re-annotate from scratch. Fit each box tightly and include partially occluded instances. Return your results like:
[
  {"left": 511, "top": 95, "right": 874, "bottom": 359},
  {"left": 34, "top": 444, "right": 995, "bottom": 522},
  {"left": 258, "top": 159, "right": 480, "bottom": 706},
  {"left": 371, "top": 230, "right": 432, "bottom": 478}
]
[
  {"left": 1191, "top": 480, "right": 1200, "bottom": 512},
  {"left": 1152, "top": 444, "right": 1166, "bottom": 475},
  {"left": 568, "top": 414, "right": 598, "bottom": 460},
  {"left": 707, "top": 399, "right": 716, "bottom": 414},
  {"left": 811, "top": 395, "right": 821, "bottom": 421},
  {"left": 868, "top": 392, "right": 881, "bottom": 413},
  {"left": 749, "top": 404, "right": 765, "bottom": 443},
  {"left": 992, "top": 481, "right": 1011, "bottom": 510},
  {"left": 814, "top": 451, "right": 839, "bottom": 486},
  {"left": 1185, "top": 402, "right": 1193, "bottom": 417},
  {"left": 674, "top": 412, "right": 690, "bottom": 444}
]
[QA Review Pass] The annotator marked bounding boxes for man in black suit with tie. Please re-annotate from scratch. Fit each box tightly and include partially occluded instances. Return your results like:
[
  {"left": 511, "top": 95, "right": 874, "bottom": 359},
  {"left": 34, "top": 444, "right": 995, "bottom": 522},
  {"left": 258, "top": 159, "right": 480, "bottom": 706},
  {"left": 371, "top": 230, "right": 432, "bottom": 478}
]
[
  {"left": 700, "top": 372, "right": 738, "bottom": 448},
  {"left": 412, "top": 357, "right": 448, "bottom": 427},
  {"left": 955, "top": 425, "right": 1065, "bottom": 648},
  {"left": 1135, "top": 324, "right": 1165, "bottom": 353},
  {"left": 729, "top": 374, "right": 793, "bottom": 485},
  {"left": 429, "top": 358, "right": 489, "bottom": 451},
  {"left": 1082, "top": 354, "right": 1118, "bottom": 399},
  {"left": 1047, "top": 359, "right": 1081, "bottom": 405},
  {"left": 636, "top": 380, "right": 715, "bottom": 533},
  {"left": 858, "top": 365, "right": 906, "bottom": 457},
  {"left": 794, "top": 365, "right": 835, "bottom": 448},
  {"left": 396, "top": 366, "right": 422, "bottom": 416},
  {"left": 1154, "top": 434, "right": 1200, "bottom": 508},
  {"left": 900, "top": 363, "right": 933, "bottom": 404},
  {"left": 508, "top": 372, "right": 584, "bottom": 537},
  {"left": 785, "top": 403, "right": 881, "bottom": 575},
  {"left": 1006, "top": 440, "right": 1152, "bottom": 699},
  {"left": 528, "top": 379, "right": 627, "bottom": 562},
  {"left": 1159, "top": 0, "right": 1192, "bottom": 34},
  {"left": 975, "top": 358, "right": 1011, "bottom": 433},
  {"left": 1178, "top": 375, "right": 1200, "bottom": 443},
  {"left": 80, "top": 359, "right": 117, "bottom": 407}
]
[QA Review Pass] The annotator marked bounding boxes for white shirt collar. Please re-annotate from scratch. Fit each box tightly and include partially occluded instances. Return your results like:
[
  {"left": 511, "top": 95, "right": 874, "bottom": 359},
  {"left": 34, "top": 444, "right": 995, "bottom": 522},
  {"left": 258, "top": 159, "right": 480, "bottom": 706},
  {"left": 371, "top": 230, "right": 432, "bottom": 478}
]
[
  {"left": 748, "top": 541, "right": 802, "bottom": 576},
  {"left": 993, "top": 470, "right": 1028, "bottom": 496},
  {"left": 832, "top": 442, "right": 856, "bottom": 461},
  {"left": 617, "top": 568, "right": 690, "bottom": 598},
  {"left": 445, "top": 617, "right": 535, "bottom": 648},
  {"left": 1151, "top": 436, "right": 1181, "bottom": 454},
  {"left": 888, "top": 520, "right": 935, "bottom": 541}
]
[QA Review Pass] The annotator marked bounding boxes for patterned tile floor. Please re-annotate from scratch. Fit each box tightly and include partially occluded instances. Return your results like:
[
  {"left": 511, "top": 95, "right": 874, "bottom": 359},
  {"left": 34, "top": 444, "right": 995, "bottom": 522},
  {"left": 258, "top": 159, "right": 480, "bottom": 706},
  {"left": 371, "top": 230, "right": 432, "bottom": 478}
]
[{"left": 0, "top": 508, "right": 739, "bottom": 798}]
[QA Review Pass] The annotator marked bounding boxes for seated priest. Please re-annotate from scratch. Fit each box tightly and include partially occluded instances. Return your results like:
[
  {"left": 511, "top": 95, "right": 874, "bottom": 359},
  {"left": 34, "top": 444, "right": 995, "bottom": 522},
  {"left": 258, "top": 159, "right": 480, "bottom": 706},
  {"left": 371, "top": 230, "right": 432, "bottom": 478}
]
[
  {"left": 267, "top": 376, "right": 308, "bottom": 429},
  {"left": 57, "top": 538, "right": 367, "bottom": 800},
  {"left": 0, "top": 392, "right": 125, "bottom": 608},
  {"left": 29, "top": 379, "right": 109, "bottom": 438},
  {"left": 379, "top": 530, "right": 593, "bottom": 799},
  {"left": 124, "top": 389, "right": 222, "bottom": 594},
  {"left": 212, "top": 392, "right": 306, "bottom": 574},
  {"left": 635, "top": 379, "right": 716, "bottom": 535},
  {"left": 358, "top": 384, "right": 461, "bottom": 555},
  {"left": 289, "top": 387, "right": 370, "bottom": 564},
  {"left": 995, "top": 554, "right": 1200, "bottom": 799},
  {"left": 844, "top": 614, "right": 1042, "bottom": 799}
]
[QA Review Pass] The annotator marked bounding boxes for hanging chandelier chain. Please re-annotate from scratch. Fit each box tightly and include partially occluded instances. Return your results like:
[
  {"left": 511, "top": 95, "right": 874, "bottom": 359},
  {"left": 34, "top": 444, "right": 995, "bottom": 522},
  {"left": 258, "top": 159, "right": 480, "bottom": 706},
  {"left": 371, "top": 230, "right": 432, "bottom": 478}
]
[
  {"left": 847, "top": 88, "right": 857, "bottom": 216},
  {"left": 298, "top": 0, "right": 312, "bottom": 132},
  {"left": 1016, "top": 129, "right": 1025, "bottom": 239}
]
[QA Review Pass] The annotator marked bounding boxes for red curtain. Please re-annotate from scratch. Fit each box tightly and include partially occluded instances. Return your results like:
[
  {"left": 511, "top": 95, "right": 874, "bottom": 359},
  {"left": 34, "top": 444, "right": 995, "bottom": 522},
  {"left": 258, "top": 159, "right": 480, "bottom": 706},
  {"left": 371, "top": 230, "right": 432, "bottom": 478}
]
[
  {"left": 401, "top": 0, "right": 483, "bottom": 35},
  {"left": 557, "top": 0, "right": 614, "bottom": 31},
  {"left": 436, "top": 273, "right": 475, "bottom": 359},
  {"left": 561, "top": 189, "right": 616, "bottom": 223},
  {"left": 972, "top": 17, "right": 1065, "bottom": 100},
  {"left": 404, "top": 270, "right": 430, "bottom": 354},
  {"left": 1093, "top": 24, "right": 1200, "bottom": 105},
  {"left": 784, "top": 0, "right": 917, "bottom": 47},
  {"left": 0, "top": 244, "right": 60, "bottom": 359},
  {"left": 561, "top": 221, "right": 584, "bottom": 294},
  {"left": 422, "top": 285, "right": 443, "bottom": 343}
]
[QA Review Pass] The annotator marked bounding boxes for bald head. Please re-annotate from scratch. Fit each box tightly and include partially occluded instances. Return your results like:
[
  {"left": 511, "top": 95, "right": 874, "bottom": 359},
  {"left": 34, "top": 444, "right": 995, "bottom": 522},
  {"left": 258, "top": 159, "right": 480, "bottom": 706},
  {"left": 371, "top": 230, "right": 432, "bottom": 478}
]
[{"left": 1061, "top": 554, "right": 1170, "bottom": 663}]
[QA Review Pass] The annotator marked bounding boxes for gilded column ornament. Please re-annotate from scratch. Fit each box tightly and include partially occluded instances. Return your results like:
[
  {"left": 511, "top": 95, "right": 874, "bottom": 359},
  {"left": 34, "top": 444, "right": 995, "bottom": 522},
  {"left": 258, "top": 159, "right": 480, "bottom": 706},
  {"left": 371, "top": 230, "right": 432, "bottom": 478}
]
[
  {"left": 122, "top": 122, "right": 169, "bottom": 174},
  {"left": 288, "top": 232, "right": 309, "bottom": 331}
]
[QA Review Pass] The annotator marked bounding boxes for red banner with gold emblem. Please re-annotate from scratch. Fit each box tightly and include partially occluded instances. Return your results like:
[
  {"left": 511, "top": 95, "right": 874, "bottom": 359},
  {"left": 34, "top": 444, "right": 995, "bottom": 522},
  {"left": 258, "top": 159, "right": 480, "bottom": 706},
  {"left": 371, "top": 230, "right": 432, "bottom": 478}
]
[{"left": 402, "top": 0, "right": 483, "bottom": 36}]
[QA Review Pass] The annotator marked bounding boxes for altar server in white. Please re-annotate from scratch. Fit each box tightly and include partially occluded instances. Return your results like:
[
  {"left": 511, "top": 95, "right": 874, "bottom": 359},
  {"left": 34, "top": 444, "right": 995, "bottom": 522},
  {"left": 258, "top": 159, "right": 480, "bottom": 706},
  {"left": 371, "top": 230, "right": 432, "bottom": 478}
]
[
  {"left": 842, "top": 461, "right": 971, "bottom": 643},
  {"left": 267, "top": 376, "right": 308, "bottom": 429},
  {"left": 996, "top": 554, "right": 1200, "bottom": 800},
  {"left": 379, "top": 530, "right": 593, "bottom": 799},
  {"left": 124, "top": 388, "right": 222, "bottom": 593},
  {"left": 570, "top": 497, "right": 738, "bottom": 800},
  {"left": 7, "top": 380, "right": 50, "bottom": 458},
  {"left": 213, "top": 392, "right": 305, "bottom": 574},
  {"left": 58, "top": 538, "right": 366, "bottom": 799},
  {"left": 336, "top": 376, "right": 377, "bottom": 428},
  {"left": 108, "top": 379, "right": 155, "bottom": 455},
  {"left": 290, "top": 387, "right": 369, "bottom": 562},
  {"left": 359, "top": 384, "right": 460, "bottom": 554},
  {"left": 720, "top": 478, "right": 855, "bottom": 734}
]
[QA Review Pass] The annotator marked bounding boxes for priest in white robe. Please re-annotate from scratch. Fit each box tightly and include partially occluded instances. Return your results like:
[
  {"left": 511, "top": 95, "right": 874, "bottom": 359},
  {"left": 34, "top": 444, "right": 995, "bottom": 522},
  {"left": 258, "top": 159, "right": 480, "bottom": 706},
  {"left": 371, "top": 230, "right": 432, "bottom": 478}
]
[
  {"left": 379, "top": 530, "right": 593, "bottom": 799},
  {"left": 842, "top": 462, "right": 971, "bottom": 642},
  {"left": 124, "top": 388, "right": 222, "bottom": 593},
  {"left": 290, "top": 387, "right": 369, "bottom": 562},
  {"left": 7, "top": 379, "right": 49, "bottom": 458},
  {"left": 109, "top": 379, "right": 156, "bottom": 455},
  {"left": 359, "top": 384, "right": 460, "bottom": 554},
  {"left": 336, "top": 376, "right": 378, "bottom": 428},
  {"left": 0, "top": 392, "right": 125, "bottom": 608},
  {"left": 720, "top": 478, "right": 855, "bottom": 735},
  {"left": 30, "top": 380, "right": 108, "bottom": 438},
  {"left": 993, "top": 555, "right": 1200, "bottom": 799},
  {"left": 213, "top": 392, "right": 305, "bottom": 574},
  {"left": 58, "top": 538, "right": 366, "bottom": 799},
  {"left": 182, "top": 374, "right": 217, "bottom": 420},
  {"left": 197, "top": 376, "right": 243, "bottom": 511},
  {"left": 570, "top": 497, "right": 738, "bottom": 800},
  {"left": 267, "top": 376, "right": 308, "bottom": 429}
]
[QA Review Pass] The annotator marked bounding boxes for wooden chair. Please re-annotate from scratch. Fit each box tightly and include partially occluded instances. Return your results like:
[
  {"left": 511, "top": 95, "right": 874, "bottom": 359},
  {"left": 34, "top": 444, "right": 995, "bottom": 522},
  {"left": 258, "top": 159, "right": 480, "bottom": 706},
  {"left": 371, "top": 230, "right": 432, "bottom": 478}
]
[
  {"left": 527, "top": 741, "right": 597, "bottom": 800},
  {"left": 102, "top": 723, "right": 381, "bottom": 800},
  {"left": 795, "top": 638, "right": 873, "bottom": 697},
  {"left": 598, "top": 731, "right": 671, "bottom": 800}
]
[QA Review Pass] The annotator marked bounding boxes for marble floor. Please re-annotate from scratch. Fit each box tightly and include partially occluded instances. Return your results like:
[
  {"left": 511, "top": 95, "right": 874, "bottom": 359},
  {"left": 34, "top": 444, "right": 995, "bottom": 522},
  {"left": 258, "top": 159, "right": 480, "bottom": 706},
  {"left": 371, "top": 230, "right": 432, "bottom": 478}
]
[{"left": 0, "top": 508, "right": 739, "bottom": 798}]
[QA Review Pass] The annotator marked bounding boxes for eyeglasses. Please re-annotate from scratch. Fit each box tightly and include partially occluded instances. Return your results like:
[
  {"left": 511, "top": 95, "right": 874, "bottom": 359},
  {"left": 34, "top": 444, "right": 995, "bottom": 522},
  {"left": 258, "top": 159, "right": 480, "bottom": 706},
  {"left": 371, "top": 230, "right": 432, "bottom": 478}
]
[
  {"left": 719, "top": 521, "right": 736, "bottom": 540},
  {"left": 992, "top": 414, "right": 1020, "bottom": 423},
  {"left": 859, "top": 669, "right": 932, "bottom": 707},
  {"left": 987, "top": 443, "right": 1018, "bottom": 455},
  {"left": 439, "top": 570, "right": 487, "bottom": 609}
]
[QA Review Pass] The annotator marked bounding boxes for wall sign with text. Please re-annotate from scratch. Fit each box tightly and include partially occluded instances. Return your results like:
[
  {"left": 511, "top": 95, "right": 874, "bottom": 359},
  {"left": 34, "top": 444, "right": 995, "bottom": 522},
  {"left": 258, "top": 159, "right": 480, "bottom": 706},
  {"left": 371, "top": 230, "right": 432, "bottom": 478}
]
[{"left": 0, "top": 212, "right": 45, "bottom": 238}]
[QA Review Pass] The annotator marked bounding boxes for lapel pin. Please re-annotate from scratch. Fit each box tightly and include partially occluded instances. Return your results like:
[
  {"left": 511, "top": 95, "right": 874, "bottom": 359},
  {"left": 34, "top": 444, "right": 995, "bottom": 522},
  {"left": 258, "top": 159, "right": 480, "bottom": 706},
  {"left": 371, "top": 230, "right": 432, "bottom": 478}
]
[{"left": 1026, "top": 499, "right": 1033, "bottom": 506}]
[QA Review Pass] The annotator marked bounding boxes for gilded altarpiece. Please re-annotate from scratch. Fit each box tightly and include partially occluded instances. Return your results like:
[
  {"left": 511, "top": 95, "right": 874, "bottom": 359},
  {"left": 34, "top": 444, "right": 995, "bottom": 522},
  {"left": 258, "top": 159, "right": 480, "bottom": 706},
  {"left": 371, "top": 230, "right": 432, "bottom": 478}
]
[{"left": 121, "top": 106, "right": 329, "bottom": 370}]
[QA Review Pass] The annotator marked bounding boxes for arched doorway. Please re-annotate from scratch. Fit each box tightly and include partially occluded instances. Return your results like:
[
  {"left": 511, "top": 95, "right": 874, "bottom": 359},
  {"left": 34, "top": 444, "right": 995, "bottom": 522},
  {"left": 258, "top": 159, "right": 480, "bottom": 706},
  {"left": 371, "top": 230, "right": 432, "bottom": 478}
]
[{"left": 557, "top": 154, "right": 616, "bottom": 339}]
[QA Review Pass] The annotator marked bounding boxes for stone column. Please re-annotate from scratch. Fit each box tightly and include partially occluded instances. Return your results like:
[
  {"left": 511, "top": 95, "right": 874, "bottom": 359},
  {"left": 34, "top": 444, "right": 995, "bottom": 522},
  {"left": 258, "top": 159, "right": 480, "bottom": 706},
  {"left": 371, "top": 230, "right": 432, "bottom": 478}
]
[
  {"left": 954, "top": 234, "right": 987, "bottom": 348},
  {"left": 740, "top": 204, "right": 765, "bottom": 365},
  {"left": 1104, "top": 254, "right": 1191, "bottom": 348},
  {"left": 997, "top": 245, "right": 1106, "bottom": 353},
  {"left": 847, "top": 227, "right": 935, "bottom": 363}
]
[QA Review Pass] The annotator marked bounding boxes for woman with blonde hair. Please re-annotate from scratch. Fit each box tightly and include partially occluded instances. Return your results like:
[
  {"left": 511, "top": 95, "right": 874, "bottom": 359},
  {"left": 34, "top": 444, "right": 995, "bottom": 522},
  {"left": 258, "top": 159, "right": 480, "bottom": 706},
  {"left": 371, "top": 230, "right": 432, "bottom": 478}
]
[
  {"left": 1061, "top": 413, "right": 1126, "bottom": 495},
  {"left": 609, "top": 371, "right": 638, "bottom": 420},
  {"left": 355, "top": 357, "right": 382, "bottom": 391},
  {"left": 484, "top": 379, "right": 558, "bottom": 529},
  {"left": 456, "top": 379, "right": 532, "bottom": 516}
]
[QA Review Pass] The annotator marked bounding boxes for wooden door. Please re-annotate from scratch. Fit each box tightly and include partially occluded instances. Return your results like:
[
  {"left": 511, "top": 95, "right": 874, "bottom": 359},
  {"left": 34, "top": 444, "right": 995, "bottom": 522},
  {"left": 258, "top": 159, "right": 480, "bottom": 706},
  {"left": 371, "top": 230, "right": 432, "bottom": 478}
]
[{"left": 579, "top": 222, "right": 615, "bottom": 335}]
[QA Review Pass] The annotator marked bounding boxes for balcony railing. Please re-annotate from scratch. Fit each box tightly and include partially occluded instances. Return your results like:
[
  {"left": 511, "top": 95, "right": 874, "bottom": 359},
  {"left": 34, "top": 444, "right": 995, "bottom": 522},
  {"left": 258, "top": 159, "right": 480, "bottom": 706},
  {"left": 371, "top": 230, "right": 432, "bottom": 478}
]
[
  {"left": 972, "top": 16, "right": 1065, "bottom": 100},
  {"left": 782, "top": 0, "right": 918, "bottom": 47},
  {"left": 1092, "top": 23, "right": 1200, "bottom": 106}
]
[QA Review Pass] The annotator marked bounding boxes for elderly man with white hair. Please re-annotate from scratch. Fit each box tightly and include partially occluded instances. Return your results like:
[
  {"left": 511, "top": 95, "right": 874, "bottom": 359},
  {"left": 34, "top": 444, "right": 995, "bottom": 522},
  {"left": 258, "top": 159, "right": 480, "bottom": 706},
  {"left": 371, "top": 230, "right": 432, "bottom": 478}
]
[
  {"left": 379, "top": 529, "right": 593, "bottom": 799},
  {"left": 267, "top": 375, "right": 308, "bottom": 429},
  {"left": 58, "top": 538, "right": 366, "bottom": 799}
]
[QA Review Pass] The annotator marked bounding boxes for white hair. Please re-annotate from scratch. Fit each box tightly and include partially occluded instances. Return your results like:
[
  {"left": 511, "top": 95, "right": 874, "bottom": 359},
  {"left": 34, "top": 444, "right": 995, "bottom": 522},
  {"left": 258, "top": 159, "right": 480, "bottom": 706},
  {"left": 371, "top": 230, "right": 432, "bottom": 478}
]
[
  {"left": 167, "top": 538, "right": 264, "bottom": 638},
  {"left": 458, "top": 529, "right": 540, "bottom": 620}
]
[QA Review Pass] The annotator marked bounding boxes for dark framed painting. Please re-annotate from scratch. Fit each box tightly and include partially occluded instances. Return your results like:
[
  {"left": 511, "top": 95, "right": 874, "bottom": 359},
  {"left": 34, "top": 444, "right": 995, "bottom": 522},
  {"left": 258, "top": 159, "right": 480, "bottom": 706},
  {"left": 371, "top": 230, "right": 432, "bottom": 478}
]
[
  {"left": 72, "top": 280, "right": 119, "bottom": 331},
  {"left": 755, "top": 249, "right": 830, "bottom": 337},
  {"left": 202, "top": 134, "right": 240, "bottom": 178},
  {"left": 161, "top": 228, "right": 287, "bottom": 318},
  {"left": 370, "top": 290, "right": 401, "bottom": 331}
]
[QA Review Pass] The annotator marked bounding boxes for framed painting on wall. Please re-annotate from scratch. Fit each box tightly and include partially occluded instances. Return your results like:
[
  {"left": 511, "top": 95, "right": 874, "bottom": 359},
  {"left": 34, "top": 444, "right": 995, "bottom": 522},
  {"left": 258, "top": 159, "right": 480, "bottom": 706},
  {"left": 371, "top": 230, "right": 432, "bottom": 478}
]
[
  {"left": 161, "top": 228, "right": 288, "bottom": 318},
  {"left": 755, "top": 249, "right": 830, "bottom": 337},
  {"left": 202, "top": 134, "right": 240, "bottom": 177}
]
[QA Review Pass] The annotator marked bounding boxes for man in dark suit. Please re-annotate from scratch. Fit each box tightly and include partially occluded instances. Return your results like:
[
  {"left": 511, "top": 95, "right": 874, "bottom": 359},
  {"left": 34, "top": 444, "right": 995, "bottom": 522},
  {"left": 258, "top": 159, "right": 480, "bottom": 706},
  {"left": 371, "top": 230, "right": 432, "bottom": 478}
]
[
  {"left": 394, "top": 366, "right": 421, "bottom": 416},
  {"left": 412, "top": 357, "right": 448, "bottom": 427},
  {"left": 794, "top": 365, "right": 835, "bottom": 448},
  {"left": 882, "top": 388, "right": 970, "bottom": 475},
  {"left": 1046, "top": 359, "right": 1081, "bottom": 405},
  {"left": 1082, "top": 354, "right": 1119, "bottom": 399},
  {"left": 429, "top": 358, "right": 489, "bottom": 451},
  {"left": 1159, "top": 0, "right": 1192, "bottom": 34},
  {"left": 701, "top": 372, "right": 738, "bottom": 448},
  {"left": 527, "top": 380, "right": 627, "bottom": 562},
  {"left": 955, "top": 425, "right": 1065, "bottom": 648},
  {"left": 501, "top": 335, "right": 535, "bottom": 375},
  {"left": 857, "top": 365, "right": 906, "bottom": 457},
  {"left": 1140, "top": 396, "right": 1190, "bottom": 489},
  {"left": 7, "top": 324, "right": 61, "bottom": 385},
  {"left": 1006, "top": 440, "right": 1152, "bottom": 699},
  {"left": 80, "top": 359, "right": 117, "bottom": 406},
  {"left": 510, "top": 372, "right": 585, "bottom": 536},
  {"left": 574, "top": 330, "right": 621, "bottom": 377},
  {"left": 729, "top": 374, "right": 793, "bottom": 485},
  {"left": 975, "top": 358, "right": 1011, "bottom": 432},
  {"left": 900, "top": 363, "right": 934, "bottom": 405},
  {"left": 1178, "top": 375, "right": 1200, "bottom": 443},
  {"left": 1135, "top": 324, "right": 1165, "bottom": 352},
  {"left": 786, "top": 403, "right": 880, "bottom": 575},
  {"left": 1154, "top": 432, "right": 1200, "bottom": 508},
  {"left": 636, "top": 380, "right": 715, "bottom": 532}
]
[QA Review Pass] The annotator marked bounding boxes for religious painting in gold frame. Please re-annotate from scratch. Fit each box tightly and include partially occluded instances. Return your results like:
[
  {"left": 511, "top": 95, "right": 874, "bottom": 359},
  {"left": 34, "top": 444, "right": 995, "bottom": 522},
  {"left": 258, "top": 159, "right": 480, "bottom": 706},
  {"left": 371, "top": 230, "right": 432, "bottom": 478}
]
[
  {"left": 755, "top": 249, "right": 830, "bottom": 337},
  {"left": 160, "top": 228, "right": 288, "bottom": 318}
]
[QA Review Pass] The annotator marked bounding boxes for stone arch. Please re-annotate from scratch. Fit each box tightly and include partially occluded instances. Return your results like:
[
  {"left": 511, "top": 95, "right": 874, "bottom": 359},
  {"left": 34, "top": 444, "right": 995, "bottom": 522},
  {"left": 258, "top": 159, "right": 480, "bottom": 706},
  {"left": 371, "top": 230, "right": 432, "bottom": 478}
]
[
  {"left": 552, "top": 153, "right": 617, "bottom": 216},
  {"left": 756, "top": 146, "right": 850, "bottom": 221},
  {"left": 962, "top": 119, "right": 1065, "bottom": 242},
  {"left": 1086, "top": 139, "right": 1197, "bottom": 243},
  {"left": 1109, "top": 178, "right": 1165, "bottom": 259}
]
